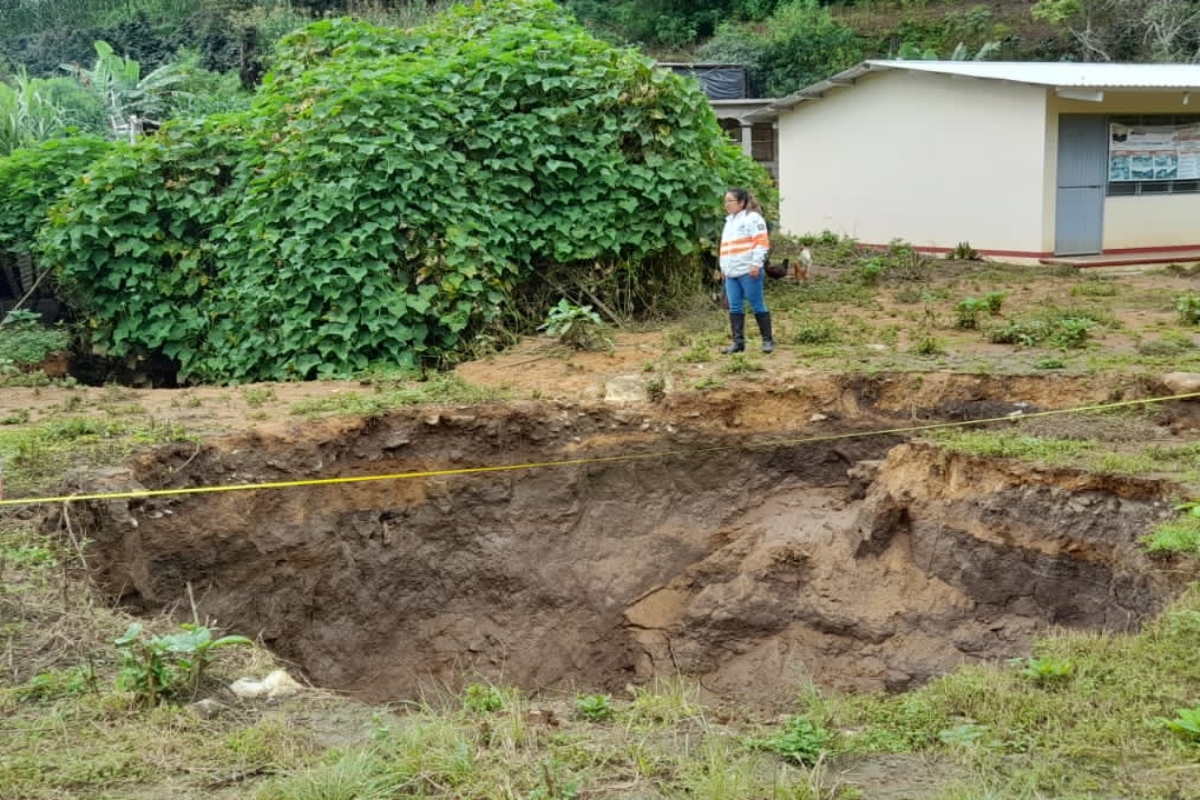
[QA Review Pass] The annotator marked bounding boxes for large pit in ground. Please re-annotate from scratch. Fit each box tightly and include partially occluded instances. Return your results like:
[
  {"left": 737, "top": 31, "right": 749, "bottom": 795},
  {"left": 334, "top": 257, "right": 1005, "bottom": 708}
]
[{"left": 65, "top": 376, "right": 1195, "bottom": 707}]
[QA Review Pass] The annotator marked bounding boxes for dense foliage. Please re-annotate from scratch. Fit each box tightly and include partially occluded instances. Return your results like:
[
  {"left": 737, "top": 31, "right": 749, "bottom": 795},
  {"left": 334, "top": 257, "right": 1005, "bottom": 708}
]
[
  {"left": 0, "top": 1, "right": 456, "bottom": 82},
  {"left": 0, "top": 136, "right": 113, "bottom": 252},
  {"left": 698, "top": 0, "right": 862, "bottom": 97},
  {"left": 563, "top": 0, "right": 791, "bottom": 47},
  {"left": 37, "top": 0, "right": 766, "bottom": 383},
  {"left": 1032, "top": 0, "right": 1200, "bottom": 62}
]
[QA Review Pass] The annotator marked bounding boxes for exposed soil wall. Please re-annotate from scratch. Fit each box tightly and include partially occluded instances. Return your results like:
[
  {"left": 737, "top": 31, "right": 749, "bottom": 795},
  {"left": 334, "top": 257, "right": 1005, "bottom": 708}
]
[{"left": 62, "top": 397, "right": 1188, "bottom": 707}]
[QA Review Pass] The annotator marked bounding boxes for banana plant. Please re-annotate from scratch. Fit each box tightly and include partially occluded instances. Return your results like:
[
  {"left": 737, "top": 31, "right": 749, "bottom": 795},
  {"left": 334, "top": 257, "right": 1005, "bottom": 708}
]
[{"left": 63, "top": 40, "right": 190, "bottom": 136}]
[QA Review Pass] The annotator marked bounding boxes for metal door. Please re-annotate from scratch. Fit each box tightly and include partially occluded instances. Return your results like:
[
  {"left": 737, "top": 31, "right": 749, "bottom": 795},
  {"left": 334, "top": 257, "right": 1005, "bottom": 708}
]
[{"left": 1054, "top": 115, "right": 1107, "bottom": 256}]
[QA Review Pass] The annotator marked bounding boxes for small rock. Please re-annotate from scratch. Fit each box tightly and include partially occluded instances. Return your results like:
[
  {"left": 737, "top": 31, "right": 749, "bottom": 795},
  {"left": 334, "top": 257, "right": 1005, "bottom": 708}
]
[
  {"left": 809, "top": 413, "right": 828, "bottom": 422},
  {"left": 604, "top": 376, "right": 646, "bottom": 405},
  {"left": 1162, "top": 372, "right": 1200, "bottom": 395},
  {"left": 189, "top": 698, "right": 229, "bottom": 719}
]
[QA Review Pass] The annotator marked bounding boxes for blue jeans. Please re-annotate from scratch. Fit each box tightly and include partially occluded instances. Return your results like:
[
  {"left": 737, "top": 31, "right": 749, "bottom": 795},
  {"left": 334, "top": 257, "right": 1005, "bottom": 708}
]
[{"left": 725, "top": 272, "right": 768, "bottom": 315}]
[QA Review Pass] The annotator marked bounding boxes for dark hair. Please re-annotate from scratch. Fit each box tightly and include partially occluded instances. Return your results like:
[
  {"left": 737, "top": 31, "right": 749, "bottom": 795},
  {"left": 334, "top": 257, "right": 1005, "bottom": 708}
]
[{"left": 726, "top": 187, "right": 761, "bottom": 214}]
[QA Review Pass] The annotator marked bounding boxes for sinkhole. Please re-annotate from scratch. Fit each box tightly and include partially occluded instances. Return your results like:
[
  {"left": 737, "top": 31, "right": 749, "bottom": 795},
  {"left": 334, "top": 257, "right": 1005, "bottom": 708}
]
[{"left": 65, "top": 398, "right": 1187, "bottom": 707}]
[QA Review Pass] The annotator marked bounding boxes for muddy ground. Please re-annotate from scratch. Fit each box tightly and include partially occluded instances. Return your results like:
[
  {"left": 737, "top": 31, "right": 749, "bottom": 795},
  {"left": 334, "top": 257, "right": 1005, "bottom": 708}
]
[
  {"left": 50, "top": 374, "right": 1196, "bottom": 709},
  {"left": 8, "top": 266, "right": 1200, "bottom": 709}
]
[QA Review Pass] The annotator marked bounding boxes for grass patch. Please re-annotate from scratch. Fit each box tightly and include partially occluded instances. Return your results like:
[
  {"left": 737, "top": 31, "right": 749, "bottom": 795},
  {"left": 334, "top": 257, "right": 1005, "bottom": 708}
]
[
  {"left": 784, "top": 316, "right": 842, "bottom": 346},
  {"left": 929, "top": 429, "right": 1097, "bottom": 464},
  {"left": 1142, "top": 502, "right": 1200, "bottom": 555},
  {"left": 1135, "top": 333, "right": 1196, "bottom": 357},
  {"left": 719, "top": 354, "right": 765, "bottom": 375},
  {"left": 774, "top": 276, "right": 876, "bottom": 307},
  {"left": 819, "top": 585, "right": 1200, "bottom": 798},
  {"left": 290, "top": 374, "right": 507, "bottom": 417},
  {"left": 0, "top": 310, "right": 70, "bottom": 366},
  {"left": 0, "top": 415, "right": 193, "bottom": 499}
]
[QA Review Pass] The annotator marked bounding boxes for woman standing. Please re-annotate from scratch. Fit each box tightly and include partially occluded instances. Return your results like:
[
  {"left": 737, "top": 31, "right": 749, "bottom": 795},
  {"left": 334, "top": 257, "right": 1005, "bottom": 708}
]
[{"left": 718, "top": 187, "right": 773, "bottom": 354}]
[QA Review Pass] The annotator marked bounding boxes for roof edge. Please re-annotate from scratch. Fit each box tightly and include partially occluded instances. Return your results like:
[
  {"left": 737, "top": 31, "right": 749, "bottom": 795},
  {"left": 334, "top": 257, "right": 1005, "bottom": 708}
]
[
  {"left": 747, "top": 59, "right": 1200, "bottom": 121},
  {"left": 745, "top": 61, "right": 887, "bottom": 120}
]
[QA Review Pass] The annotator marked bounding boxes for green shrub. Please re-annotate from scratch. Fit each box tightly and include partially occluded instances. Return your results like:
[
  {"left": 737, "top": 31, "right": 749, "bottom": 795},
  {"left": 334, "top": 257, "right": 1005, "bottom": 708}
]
[
  {"left": 953, "top": 297, "right": 991, "bottom": 330},
  {"left": 988, "top": 314, "right": 1097, "bottom": 349},
  {"left": 114, "top": 622, "right": 252, "bottom": 706},
  {"left": 698, "top": 0, "right": 862, "bottom": 97},
  {"left": 41, "top": 1, "right": 768, "bottom": 383},
  {"left": 949, "top": 241, "right": 979, "bottom": 260},
  {"left": 786, "top": 318, "right": 840, "bottom": 344},
  {"left": 0, "top": 134, "right": 111, "bottom": 251},
  {"left": 538, "top": 300, "right": 610, "bottom": 351},
  {"left": 1013, "top": 656, "right": 1075, "bottom": 686},
  {"left": 988, "top": 319, "right": 1049, "bottom": 347},
  {"left": 745, "top": 715, "right": 831, "bottom": 765},
  {"left": 912, "top": 336, "right": 946, "bottom": 356},
  {"left": 856, "top": 256, "right": 885, "bottom": 286},
  {"left": 462, "top": 683, "right": 506, "bottom": 713},
  {"left": 574, "top": 693, "right": 613, "bottom": 722},
  {"left": 1176, "top": 293, "right": 1200, "bottom": 325}
]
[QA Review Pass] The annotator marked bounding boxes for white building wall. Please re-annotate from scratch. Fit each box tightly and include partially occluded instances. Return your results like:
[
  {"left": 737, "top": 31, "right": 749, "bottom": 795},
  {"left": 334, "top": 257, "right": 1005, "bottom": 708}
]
[
  {"left": 1103, "top": 195, "right": 1200, "bottom": 249},
  {"left": 775, "top": 70, "right": 1049, "bottom": 255}
]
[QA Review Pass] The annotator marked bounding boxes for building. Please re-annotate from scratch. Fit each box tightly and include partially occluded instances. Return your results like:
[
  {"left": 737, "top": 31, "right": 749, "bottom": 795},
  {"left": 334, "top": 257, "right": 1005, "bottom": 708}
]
[
  {"left": 749, "top": 60, "right": 1200, "bottom": 264},
  {"left": 661, "top": 63, "right": 778, "bottom": 178}
]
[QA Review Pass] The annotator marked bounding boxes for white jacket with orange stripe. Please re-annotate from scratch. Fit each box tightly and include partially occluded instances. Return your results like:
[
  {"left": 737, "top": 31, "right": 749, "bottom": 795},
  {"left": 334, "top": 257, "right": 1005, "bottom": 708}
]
[{"left": 718, "top": 209, "right": 770, "bottom": 278}]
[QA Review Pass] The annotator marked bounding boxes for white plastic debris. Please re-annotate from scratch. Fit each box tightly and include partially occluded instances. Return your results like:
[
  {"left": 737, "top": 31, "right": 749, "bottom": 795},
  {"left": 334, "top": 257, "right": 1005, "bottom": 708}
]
[{"left": 229, "top": 669, "right": 304, "bottom": 700}]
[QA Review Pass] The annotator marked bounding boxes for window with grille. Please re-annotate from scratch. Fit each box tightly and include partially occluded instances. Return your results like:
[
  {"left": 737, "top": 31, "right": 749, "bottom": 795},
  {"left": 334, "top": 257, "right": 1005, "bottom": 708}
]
[
  {"left": 750, "top": 123, "right": 775, "bottom": 162},
  {"left": 1107, "top": 114, "right": 1200, "bottom": 196}
]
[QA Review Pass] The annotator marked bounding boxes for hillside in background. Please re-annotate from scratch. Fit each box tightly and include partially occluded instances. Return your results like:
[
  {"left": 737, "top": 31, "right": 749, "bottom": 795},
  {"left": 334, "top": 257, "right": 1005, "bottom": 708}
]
[
  {"left": 829, "top": 0, "right": 1070, "bottom": 62},
  {"left": 0, "top": 0, "right": 1090, "bottom": 89}
]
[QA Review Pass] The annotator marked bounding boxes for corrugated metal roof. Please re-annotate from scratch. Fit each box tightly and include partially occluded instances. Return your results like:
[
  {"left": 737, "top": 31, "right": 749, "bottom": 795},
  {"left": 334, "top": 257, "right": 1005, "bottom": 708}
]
[
  {"left": 752, "top": 60, "right": 1200, "bottom": 118},
  {"left": 868, "top": 60, "right": 1200, "bottom": 88}
]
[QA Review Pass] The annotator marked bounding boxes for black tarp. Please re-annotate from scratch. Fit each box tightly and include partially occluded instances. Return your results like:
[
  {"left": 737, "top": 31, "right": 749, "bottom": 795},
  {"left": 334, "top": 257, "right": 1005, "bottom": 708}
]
[{"left": 665, "top": 65, "right": 749, "bottom": 100}]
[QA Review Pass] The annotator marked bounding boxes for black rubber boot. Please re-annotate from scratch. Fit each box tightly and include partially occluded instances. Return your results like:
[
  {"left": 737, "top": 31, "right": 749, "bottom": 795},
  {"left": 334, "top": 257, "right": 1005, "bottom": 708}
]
[
  {"left": 721, "top": 313, "right": 745, "bottom": 354},
  {"left": 755, "top": 311, "right": 775, "bottom": 353}
]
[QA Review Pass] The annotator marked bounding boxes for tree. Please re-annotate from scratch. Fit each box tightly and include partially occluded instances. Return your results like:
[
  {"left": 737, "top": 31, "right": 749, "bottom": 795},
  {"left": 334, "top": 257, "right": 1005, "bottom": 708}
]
[
  {"left": 566, "top": 0, "right": 786, "bottom": 47},
  {"left": 1032, "top": 0, "right": 1200, "bottom": 62}
]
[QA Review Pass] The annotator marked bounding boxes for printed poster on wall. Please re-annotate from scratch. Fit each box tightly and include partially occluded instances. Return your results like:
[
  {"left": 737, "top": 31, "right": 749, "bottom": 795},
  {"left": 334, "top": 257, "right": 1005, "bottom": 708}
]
[{"left": 1109, "top": 122, "right": 1200, "bottom": 182}]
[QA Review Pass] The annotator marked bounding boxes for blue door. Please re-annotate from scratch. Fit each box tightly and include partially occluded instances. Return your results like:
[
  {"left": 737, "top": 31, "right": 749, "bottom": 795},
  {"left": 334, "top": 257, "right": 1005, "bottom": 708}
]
[{"left": 1055, "top": 115, "right": 1107, "bottom": 256}]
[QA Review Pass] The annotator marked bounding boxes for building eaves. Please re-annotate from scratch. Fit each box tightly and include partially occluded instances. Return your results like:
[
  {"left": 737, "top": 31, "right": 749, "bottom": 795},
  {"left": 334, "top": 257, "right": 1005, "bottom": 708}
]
[{"left": 747, "top": 60, "right": 1200, "bottom": 121}]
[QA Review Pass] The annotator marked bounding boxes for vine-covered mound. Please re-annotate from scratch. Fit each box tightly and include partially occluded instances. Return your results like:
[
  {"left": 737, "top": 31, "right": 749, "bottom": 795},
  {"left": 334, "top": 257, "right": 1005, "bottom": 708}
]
[{"left": 40, "top": 0, "right": 765, "bottom": 383}]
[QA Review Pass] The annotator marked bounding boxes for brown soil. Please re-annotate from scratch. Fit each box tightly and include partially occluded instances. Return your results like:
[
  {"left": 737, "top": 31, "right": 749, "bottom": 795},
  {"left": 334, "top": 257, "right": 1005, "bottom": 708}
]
[
  {"left": 50, "top": 375, "right": 1195, "bottom": 711},
  {"left": 9, "top": 269, "right": 1200, "bottom": 711}
]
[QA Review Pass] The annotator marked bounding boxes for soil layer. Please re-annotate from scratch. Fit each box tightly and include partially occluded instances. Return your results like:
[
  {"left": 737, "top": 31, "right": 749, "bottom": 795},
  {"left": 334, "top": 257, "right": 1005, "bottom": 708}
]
[{"left": 61, "top": 373, "right": 1192, "bottom": 707}]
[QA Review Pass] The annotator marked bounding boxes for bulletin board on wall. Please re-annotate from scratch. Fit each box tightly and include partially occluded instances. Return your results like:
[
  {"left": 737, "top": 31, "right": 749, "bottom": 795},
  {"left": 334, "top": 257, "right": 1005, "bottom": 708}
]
[{"left": 1108, "top": 120, "right": 1200, "bottom": 182}]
